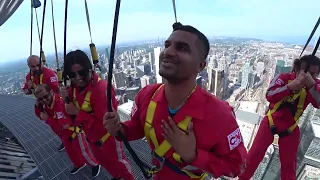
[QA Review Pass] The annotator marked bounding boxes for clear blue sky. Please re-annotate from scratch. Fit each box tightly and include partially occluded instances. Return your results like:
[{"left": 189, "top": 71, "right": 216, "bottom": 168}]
[{"left": 0, "top": 0, "right": 319, "bottom": 62}]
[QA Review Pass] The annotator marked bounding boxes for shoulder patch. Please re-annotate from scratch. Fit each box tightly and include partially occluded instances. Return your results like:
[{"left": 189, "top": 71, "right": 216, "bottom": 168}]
[
  {"left": 56, "top": 112, "right": 65, "bottom": 119},
  {"left": 275, "top": 78, "right": 284, "bottom": 86},
  {"left": 50, "top": 76, "right": 57, "bottom": 83},
  {"left": 227, "top": 128, "right": 242, "bottom": 151}
]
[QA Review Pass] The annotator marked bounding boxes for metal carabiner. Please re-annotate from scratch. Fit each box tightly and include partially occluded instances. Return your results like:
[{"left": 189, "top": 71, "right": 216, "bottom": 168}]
[{"left": 151, "top": 151, "right": 165, "bottom": 172}]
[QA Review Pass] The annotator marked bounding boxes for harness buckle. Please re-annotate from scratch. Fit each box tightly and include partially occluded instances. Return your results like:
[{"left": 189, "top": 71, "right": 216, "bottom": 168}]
[
  {"left": 96, "top": 140, "right": 103, "bottom": 146},
  {"left": 151, "top": 151, "right": 165, "bottom": 172},
  {"left": 68, "top": 136, "right": 74, "bottom": 142},
  {"left": 278, "top": 129, "right": 292, "bottom": 138},
  {"left": 270, "top": 125, "right": 277, "bottom": 135}
]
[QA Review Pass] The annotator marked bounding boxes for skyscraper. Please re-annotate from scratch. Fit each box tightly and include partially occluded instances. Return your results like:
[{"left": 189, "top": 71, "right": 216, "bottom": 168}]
[
  {"left": 154, "top": 47, "right": 162, "bottom": 83},
  {"left": 241, "top": 61, "right": 251, "bottom": 88},
  {"left": 207, "top": 67, "right": 225, "bottom": 99}
]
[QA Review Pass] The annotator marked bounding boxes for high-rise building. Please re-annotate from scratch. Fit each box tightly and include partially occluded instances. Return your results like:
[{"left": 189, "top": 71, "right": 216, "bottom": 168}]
[
  {"left": 126, "top": 86, "right": 140, "bottom": 101},
  {"left": 140, "top": 75, "right": 157, "bottom": 88},
  {"left": 112, "top": 71, "right": 126, "bottom": 88},
  {"left": 126, "top": 75, "right": 134, "bottom": 87},
  {"left": 274, "top": 59, "right": 291, "bottom": 76},
  {"left": 136, "top": 65, "right": 145, "bottom": 77},
  {"left": 236, "top": 102, "right": 261, "bottom": 149},
  {"left": 117, "top": 100, "right": 134, "bottom": 122},
  {"left": 154, "top": 47, "right": 162, "bottom": 83},
  {"left": 148, "top": 52, "right": 154, "bottom": 71},
  {"left": 144, "top": 63, "right": 151, "bottom": 75},
  {"left": 241, "top": 61, "right": 251, "bottom": 88},
  {"left": 207, "top": 68, "right": 225, "bottom": 99}
]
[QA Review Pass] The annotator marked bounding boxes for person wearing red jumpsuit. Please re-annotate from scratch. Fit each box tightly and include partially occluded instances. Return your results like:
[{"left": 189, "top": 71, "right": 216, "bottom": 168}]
[
  {"left": 23, "top": 55, "right": 64, "bottom": 152},
  {"left": 34, "top": 84, "right": 101, "bottom": 177},
  {"left": 104, "top": 23, "right": 247, "bottom": 179},
  {"left": 61, "top": 50, "right": 134, "bottom": 180},
  {"left": 23, "top": 55, "right": 60, "bottom": 95},
  {"left": 238, "top": 55, "right": 320, "bottom": 180}
]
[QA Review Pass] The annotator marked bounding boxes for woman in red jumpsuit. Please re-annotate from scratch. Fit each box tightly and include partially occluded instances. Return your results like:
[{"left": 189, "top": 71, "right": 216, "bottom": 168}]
[
  {"left": 34, "top": 84, "right": 101, "bottom": 177},
  {"left": 238, "top": 55, "right": 320, "bottom": 180},
  {"left": 61, "top": 50, "right": 134, "bottom": 180},
  {"left": 104, "top": 23, "right": 247, "bottom": 179}
]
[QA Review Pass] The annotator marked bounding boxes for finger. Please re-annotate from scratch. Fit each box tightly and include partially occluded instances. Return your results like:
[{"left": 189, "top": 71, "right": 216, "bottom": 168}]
[
  {"left": 103, "top": 116, "right": 114, "bottom": 126},
  {"left": 162, "top": 119, "right": 174, "bottom": 136},
  {"left": 107, "top": 112, "right": 117, "bottom": 119},
  {"left": 168, "top": 116, "right": 179, "bottom": 132},
  {"left": 162, "top": 132, "right": 171, "bottom": 144},
  {"left": 187, "top": 122, "right": 195, "bottom": 136}
]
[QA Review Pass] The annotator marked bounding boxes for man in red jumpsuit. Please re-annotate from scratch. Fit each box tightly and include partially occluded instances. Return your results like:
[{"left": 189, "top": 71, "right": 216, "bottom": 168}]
[
  {"left": 60, "top": 50, "right": 134, "bottom": 180},
  {"left": 23, "top": 55, "right": 64, "bottom": 152},
  {"left": 238, "top": 55, "right": 320, "bottom": 180},
  {"left": 34, "top": 84, "right": 101, "bottom": 177},
  {"left": 104, "top": 23, "right": 247, "bottom": 180},
  {"left": 23, "top": 55, "right": 60, "bottom": 95}
]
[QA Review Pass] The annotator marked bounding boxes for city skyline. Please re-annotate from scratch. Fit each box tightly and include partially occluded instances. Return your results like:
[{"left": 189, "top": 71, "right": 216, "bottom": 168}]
[{"left": 0, "top": 0, "right": 319, "bottom": 62}]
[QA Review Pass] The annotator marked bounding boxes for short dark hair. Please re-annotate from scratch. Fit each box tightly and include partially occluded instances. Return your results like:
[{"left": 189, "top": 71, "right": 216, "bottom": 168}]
[
  {"left": 293, "top": 55, "right": 320, "bottom": 72},
  {"left": 300, "top": 54, "right": 320, "bottom": 65},
  {"left": 172, "top": 22, "right": 210, "bottom": 61},
  {"left": 63, "top": 50, "right": 92, "bottom": 78}
]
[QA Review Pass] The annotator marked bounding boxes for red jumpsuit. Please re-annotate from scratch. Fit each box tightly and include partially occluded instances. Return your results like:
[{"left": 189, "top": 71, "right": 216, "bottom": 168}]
[
  {"left": 121, "top": 84, "right": 247, "bottom": 179},
  {"left": 69, "top": 73, "right": 134, "bottom": 180},
  {"left": 35, "top": 93, "right": 99, "bottom": 169},
  {"left": 238, "top": 72, "right": 320, "bottom": 180},
  {"left": 23, "top": 67, "right": 59, "bottom": 94}
]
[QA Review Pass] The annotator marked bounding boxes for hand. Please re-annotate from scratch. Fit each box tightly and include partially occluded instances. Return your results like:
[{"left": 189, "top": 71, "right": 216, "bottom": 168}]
[
  {"left": 40, "top": 112, "right": 48, "bottom": 121},
  {"left": 103, "top": 111, "right": 123, "bottom": 136},
  {"left": 27, "top": 80, "right": 33, "bottom": 89},
  {"left": 65, "top": 103, "right": 79, "bottom": 115},
  {"left": 63, "top": 124, "right": 70, "bottom": 129},
  {"left": 301, "top": 71, "right": 315, "bottom": 89},
  {"left": 287, "top": 74, "right": 305, "bottom": 91},
  {"left": 60, "top": 87, "right": 69, "bottom": 100},
  {"left": 161, "top": 116, "right": 197, "bottom": 163}
]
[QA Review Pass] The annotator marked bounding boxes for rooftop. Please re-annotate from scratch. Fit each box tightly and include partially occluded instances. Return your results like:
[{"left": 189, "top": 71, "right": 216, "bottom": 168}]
[
  {"left": 0, "top": 95, "right": 152, "bottom": 180},
  {"left": 236, "top": 109, "right": 261, "bottom": 125},
  {"left": 312, "top": 122, "right": 320, "bottom": 139},
  {"left": 238, "top": 101, "right": 259, "bottom": 113},
  {"left": 118, "top": 100, "right": 134, "bottom": 115}
]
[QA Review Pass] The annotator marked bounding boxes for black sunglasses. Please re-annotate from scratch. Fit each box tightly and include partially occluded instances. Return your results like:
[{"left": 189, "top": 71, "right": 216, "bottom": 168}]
[
  {"left": 68, "top": 69, "right": 88, "bottom": 78},
  {"left": 37, "top": 94, "right": 50, "bottom": 101}
]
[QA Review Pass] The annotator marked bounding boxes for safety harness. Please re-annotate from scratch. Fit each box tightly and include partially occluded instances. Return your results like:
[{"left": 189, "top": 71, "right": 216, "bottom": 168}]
[
  {"left": 267, "top": 80, "right": 306, "bottom": 138},
  {"left": 71, "top": 78, "right": 110, "bottom": 146},
  {"left": 268, "top": 15, "right": 319, "bottom": 137},
  {"left": 30, "top": 73, "right": 43, "bottom": 88},
  {"left": 144, "top": 84, "right": 208, "bottom": 179},
  {"left": 45, "top": 95, "right": 80, "bottom": 141}
]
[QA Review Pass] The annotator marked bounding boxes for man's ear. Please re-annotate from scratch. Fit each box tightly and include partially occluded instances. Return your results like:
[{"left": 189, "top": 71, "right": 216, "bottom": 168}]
[{"left": 197, "top": 61, "right": 206, "bottom": 73}]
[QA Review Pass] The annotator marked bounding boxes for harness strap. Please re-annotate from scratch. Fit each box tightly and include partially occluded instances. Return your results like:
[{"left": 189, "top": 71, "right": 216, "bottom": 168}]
[
  {"left": 72, "top": 78, "right": 109, "bottom": 145},
  {"left": 73, "top": 77, "right": 101, "bottom": 112},
  {"left": 31, "top": 73, "right": 44, "bottom": 88},
  {"left": 144, "top": 84, "right": 207, "bottom": 178},
  {"left": 268, "top": 80, "right": 307, "bottom": 137},
  {"left": 84, "top": 0, "right": 93, "bottom": 43},
  {"left": 68, "top": 126, "right": 83, "bottom": 141},
  {"left": 96, "top": 132, "right": 111, "bottom": 146}
]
